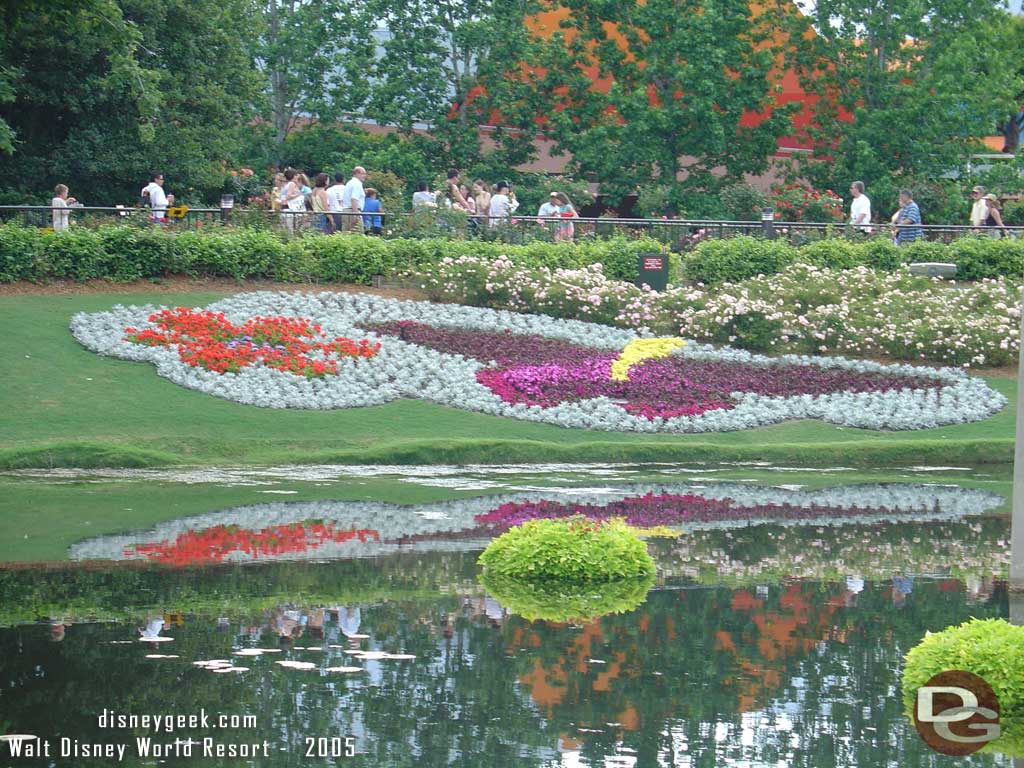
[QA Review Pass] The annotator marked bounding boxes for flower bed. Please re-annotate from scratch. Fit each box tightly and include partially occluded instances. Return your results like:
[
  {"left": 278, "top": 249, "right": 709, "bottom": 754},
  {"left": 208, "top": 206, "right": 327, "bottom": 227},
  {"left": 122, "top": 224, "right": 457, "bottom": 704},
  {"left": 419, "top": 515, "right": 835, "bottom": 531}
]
[
  {"left": 71, "top": 292, "right": 1005, "bottom": 429},
  {"left": 126, "top": 308, "right": 379, "bottom": 377}
]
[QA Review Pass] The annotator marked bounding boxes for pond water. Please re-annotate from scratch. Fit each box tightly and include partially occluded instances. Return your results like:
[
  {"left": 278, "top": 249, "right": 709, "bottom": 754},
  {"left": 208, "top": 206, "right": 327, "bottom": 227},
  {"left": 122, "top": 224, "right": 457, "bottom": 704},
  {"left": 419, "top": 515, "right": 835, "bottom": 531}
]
[{"left": 0, "top": 464, "right": 1016, "bottom": 766}]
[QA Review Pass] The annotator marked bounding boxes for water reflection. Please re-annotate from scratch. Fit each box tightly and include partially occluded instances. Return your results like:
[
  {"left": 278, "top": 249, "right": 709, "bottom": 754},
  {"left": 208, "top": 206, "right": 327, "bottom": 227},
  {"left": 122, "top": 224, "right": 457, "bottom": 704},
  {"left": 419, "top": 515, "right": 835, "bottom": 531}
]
[{"left": 0, "top": 560, "right": 1010, "bottom": 767}]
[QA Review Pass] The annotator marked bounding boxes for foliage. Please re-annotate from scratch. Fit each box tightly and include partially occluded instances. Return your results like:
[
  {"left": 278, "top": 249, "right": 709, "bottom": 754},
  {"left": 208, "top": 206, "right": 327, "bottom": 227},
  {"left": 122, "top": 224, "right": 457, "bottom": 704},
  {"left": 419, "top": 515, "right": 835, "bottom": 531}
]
[
  {"left": 250, "top": 0, "right": 376, "bottom": 152},
  {"left": 477, "top": 517, "right": 656, "bottom": 584},
  {"left": 682, "top": 234, "right": 1024, "bottom": 284},
  {"left": 682, "top": 236, "right": 798, "bottom": 284},
  {"left": 768, "top": 183, "right": 844, "bottom": 223},
  {"left": 902, "top": 618, "right": 1024, "bottom": 722},
  {"left": 0, "top": 224, "right": 662, "bottom": 284},
  {"left": 783, "top": 0, "right": 1024, "bottom": 192},
  {"left": 478, "top": 571, "right": 654, "bottom": 622},
  {"left": 534, "top": 0, "right": 799, "bottom": 205},
  {"left": 0, "top": 0, "right": 261, "bottom": 205},
  {"left": 720, "top": 183, "right": 768, "bottom": 222},
  {"left": 325, "top": 0, "right": 548, "bottom": 172}
]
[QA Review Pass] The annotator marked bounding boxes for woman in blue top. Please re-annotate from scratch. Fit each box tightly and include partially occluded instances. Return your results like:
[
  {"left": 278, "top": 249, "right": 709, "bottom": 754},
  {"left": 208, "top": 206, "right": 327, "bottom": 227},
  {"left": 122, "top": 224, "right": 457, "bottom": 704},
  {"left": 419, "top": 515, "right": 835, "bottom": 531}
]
[{"left": 362, "top": 188, "right": 383, "bottom": 235}]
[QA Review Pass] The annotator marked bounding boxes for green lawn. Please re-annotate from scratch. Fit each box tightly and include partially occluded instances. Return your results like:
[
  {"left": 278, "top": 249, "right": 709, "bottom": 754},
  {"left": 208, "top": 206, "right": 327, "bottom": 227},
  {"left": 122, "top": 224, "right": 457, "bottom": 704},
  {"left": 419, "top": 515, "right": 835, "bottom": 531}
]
[{"left": 0, "top": 291, "right": 1016, "bottom": 468}]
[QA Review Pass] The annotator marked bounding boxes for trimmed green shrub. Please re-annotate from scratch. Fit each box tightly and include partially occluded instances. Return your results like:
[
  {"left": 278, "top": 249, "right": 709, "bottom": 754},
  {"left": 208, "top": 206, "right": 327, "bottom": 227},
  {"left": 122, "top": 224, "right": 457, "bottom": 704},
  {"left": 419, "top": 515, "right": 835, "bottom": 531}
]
[
  {"left": 477, "top": 517, "right": 656, "bottom": 584},
  {"left": 0, "top": 224, "right": 661, "bottom": 284},
  {"left": 684, "top": 234, "right": 1024, "bottom": 284},
  {"left": 902, "top": 618, "right": 1024, "bottom": 719},
  {"left": 682, "top": 236, "right": 798, "bottom": 284},
  {"left": 478, "top": 571, "right": 655, "bottom": 622}
]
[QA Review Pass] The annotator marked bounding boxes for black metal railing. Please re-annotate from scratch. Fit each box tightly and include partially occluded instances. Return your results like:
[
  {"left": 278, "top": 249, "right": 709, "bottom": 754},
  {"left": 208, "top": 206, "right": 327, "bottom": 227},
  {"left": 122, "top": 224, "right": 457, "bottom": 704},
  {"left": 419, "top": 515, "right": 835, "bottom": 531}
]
[{"left": 2, "top": 204, "right": 1021, "bottom": 246}]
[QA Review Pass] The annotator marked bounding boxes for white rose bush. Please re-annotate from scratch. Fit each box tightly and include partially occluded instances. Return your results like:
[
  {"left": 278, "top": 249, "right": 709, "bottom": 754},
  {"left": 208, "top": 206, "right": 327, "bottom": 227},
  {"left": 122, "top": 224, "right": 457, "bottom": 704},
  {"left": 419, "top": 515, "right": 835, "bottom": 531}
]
[{"left": 70, "top": 291, "right": 1005, "bottom": 432}]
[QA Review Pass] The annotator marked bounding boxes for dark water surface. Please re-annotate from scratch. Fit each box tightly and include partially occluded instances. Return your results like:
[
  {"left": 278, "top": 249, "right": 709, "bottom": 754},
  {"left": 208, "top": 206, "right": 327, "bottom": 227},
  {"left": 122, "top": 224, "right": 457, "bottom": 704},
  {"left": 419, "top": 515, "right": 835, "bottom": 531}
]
[{"left": 0, "top": 465, "right": 1016, "bottom": 766}]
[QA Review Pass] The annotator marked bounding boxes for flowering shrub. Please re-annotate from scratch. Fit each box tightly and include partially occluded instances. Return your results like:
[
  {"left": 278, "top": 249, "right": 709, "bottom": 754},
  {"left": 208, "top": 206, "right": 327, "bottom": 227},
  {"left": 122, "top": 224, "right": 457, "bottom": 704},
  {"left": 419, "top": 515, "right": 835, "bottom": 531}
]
[
  {"left": 129, "top": 523, "right": 379, "bottom": 566},
  {"left": 769, "top": 182, "right": 844, "bottom": 222},
  {"left": 125, "top": 308, "right": 380, "bottom": 377},
  {"left": 414, "top": 257, "right": 1022, "bottom": 368}
]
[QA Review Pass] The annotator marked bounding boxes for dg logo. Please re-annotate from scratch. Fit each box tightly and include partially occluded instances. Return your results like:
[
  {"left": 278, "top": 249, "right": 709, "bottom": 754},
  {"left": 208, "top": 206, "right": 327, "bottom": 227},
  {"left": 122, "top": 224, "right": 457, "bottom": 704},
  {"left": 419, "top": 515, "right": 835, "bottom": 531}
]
[{"left": 914, "top": 670, "right": 1001, "bottom": 756}]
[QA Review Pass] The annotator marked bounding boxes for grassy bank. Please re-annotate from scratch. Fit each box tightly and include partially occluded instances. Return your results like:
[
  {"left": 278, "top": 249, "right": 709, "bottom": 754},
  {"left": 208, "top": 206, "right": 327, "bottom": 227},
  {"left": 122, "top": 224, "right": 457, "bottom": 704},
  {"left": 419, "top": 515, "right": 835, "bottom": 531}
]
[{"left": 0, "top": 291, "right": 1016, "bottom": 469}]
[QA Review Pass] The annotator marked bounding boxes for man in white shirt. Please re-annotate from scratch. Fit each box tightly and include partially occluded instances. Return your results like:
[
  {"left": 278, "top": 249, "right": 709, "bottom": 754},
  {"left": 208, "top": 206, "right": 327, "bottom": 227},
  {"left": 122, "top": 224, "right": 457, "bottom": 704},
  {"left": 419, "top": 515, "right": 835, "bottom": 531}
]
[
  {"left": 141, "top": 172, "right": 174, "bottom": 222},
  {"left": 325, "top": 171, "right": 346, "bottom": 233},
  {"left": 969, "top": 185, "right": 989, "bottom": 228},
  {"left": 488, "top": 181, "right": 513, "bottom": 227},
  {"left": 536, "top": 193, "right": 561, "bottom": 221},
  {"left": 848, "top": 180, "right": 871, "bottom": 233},
  {"left": 340, "top": 166, "right": 367, "bottom": 233}
]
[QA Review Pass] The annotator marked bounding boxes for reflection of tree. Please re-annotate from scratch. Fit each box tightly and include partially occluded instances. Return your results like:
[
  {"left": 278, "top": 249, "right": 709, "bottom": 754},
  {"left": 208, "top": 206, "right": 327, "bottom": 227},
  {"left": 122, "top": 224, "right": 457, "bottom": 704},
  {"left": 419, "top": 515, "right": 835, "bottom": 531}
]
[{"left": 0, "top": 577, "right": 1007, "bottom": 767}]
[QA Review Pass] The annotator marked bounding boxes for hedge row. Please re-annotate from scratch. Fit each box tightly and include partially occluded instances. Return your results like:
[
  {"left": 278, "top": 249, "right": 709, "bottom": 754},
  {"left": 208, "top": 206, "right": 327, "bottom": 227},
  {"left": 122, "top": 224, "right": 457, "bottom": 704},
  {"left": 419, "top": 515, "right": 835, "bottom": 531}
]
[
  {"left": 0, "top": 224, "right": 662, "bottom": 284},
  {"left": 684, "top": 235, "right": 1024, "bottom": 284}
]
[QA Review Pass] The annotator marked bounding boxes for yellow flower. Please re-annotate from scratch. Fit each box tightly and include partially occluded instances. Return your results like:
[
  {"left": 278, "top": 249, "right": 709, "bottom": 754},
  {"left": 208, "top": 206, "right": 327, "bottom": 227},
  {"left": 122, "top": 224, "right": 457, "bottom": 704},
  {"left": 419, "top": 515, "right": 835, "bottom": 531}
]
[
  {"left": 166, "top": 205, "right": 189, "bottom": 219},
  {"left": 610, "top": 337, "right": 685, "bottom": 381}
]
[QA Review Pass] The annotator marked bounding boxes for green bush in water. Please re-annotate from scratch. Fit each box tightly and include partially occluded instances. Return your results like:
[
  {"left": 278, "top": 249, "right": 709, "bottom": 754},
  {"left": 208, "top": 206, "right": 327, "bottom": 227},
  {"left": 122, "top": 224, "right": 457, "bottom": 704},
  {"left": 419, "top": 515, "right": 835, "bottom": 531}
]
[
  {"left": 478, "top": 571, "right": 654, "bottom": 622},
  {"left": 477, "top": 516, "right": 656, "bottom": 584}
]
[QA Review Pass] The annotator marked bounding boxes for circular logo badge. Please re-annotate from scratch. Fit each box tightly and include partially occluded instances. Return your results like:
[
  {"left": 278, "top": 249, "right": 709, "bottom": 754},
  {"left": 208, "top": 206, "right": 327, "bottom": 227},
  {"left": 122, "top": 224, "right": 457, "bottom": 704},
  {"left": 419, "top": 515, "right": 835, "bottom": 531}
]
[{"left": 913, "top": 670, "right": 1001, "bottom": 756}]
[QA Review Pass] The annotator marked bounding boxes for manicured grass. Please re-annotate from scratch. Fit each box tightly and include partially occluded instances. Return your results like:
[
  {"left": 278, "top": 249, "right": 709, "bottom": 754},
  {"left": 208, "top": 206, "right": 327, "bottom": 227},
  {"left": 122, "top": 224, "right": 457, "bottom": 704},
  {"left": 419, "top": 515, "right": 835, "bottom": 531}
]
[{"left": 0, "top": 291, "right": 1016, "bottom": 469}]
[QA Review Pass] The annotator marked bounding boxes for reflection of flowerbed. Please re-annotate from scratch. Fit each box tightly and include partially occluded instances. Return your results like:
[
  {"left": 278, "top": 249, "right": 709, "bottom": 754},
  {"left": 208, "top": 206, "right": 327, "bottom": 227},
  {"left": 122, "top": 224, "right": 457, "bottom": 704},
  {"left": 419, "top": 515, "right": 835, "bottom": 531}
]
[
  {"left": 125, "top": 308, "right": 379, "bottom": 377},
  {"left": 71, "top": 293, "right": 1005, "bottom": 429},
  {"left": 71, "top": 482, "right": 1004, "bottom": 569},
  {"left": 128, "top": 522, "right": 380, "bottom": 565},
  {"left": 471, "top": 494, "right": 951, "bottom": 531}
]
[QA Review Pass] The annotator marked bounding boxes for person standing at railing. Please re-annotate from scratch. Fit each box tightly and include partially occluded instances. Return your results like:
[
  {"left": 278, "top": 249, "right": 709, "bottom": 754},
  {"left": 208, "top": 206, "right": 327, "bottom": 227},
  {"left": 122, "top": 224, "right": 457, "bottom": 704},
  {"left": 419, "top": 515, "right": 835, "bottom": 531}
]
[
  {"left": 362, "top": 188, "right": 383, "bottom": 235},
  {"left": 848, "top": 181, "right": 872, "bottom": 234},
  {"left": 553, "top": 192, "right": 578, "bottom": 242},
  {"left": 141, "top": 172, "right": 173, "bottom": 223},
  {"left": 969, "top": 185, "right": 988, "bottom": 229},
  {"left": 488, "top": 181, "right": 514, "bottom": 227},
  {"left": 312, "top": 173, "right": 331, "bottom": 233},
  {"left": 326, "top": 171, "right": 345, "bottom": 232},
  {"left": 51, "top": 184, "right": 76, "bottom": 232},
  {"left": 281, "top": 168, "right": 306, "bottom": 234},
  {"left": 412, "top": 181, "right": 438, "bottom": 209},
  {"left": 341, "top": 166, "right": 366, "bottom": 233},
  {"left": 982, "top": 194, "right": 1010, "bottom": 237},
  {"left": 894, "top": 189, "right": 923, "bottom": 245},
  {"left": 472, "top": 180, "right": 491, "bottom": 219}
]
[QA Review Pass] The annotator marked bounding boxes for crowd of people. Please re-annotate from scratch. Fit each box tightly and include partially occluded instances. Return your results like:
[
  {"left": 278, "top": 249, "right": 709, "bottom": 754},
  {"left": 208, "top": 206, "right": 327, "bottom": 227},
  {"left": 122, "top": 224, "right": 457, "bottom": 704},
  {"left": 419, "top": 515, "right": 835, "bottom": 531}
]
[
  {"left": 269, "top": 166, "right": 581, "bottom": 239},
  {"left": 845, "top": 181, "right": 1011, "bottom": 244},
  {"left": 45, "top": 170, "right": 1017, "bottom": 244}
]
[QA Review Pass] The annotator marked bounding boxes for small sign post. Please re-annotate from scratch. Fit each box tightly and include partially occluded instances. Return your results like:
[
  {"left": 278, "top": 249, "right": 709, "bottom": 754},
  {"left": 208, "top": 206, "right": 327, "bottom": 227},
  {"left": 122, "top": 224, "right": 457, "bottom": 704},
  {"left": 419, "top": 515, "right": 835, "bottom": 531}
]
[
  {"left": 220, "top": 194, "right": 234, "bottom": 225},
  {"left": 761, "top": 207, "right": 776, "bottom": 240},
  {"left": 636, "top": 252, "right": 669, "bottom": 291}
]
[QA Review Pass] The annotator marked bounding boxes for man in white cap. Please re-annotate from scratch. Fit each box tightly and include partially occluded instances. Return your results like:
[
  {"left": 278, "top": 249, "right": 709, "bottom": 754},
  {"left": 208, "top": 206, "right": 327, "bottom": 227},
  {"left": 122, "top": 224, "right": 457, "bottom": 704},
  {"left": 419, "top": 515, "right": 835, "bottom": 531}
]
[{"left": 537, "top": 191, "right": 560, "bottom": 234}]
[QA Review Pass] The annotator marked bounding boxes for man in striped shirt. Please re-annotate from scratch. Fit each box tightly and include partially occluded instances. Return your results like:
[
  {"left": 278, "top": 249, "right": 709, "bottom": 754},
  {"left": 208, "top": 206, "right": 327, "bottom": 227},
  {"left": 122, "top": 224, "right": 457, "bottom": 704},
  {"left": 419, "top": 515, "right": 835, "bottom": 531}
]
[{"left": 895, "top": 189, "right": 923, "bottom": 244}]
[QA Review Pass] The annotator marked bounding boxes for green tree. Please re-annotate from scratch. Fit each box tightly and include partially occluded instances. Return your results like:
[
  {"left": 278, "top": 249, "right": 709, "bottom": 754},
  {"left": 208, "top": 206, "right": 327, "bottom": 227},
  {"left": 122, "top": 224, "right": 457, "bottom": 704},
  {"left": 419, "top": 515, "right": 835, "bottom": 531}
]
[
  {"left": 783, "top": 0, "right": 1024, "bottom": 191},
  {"left": 366, "top": 0, "right": 546, "bottom": 170},
  {"left": 0, "top": 0, "right": 260, "bottom": 204},
  {"left": 253, "top": 0, "right": 377, "bottom": 155},
  {"left": 533, "top": 0, "right": 799, "bottom": 207}
]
